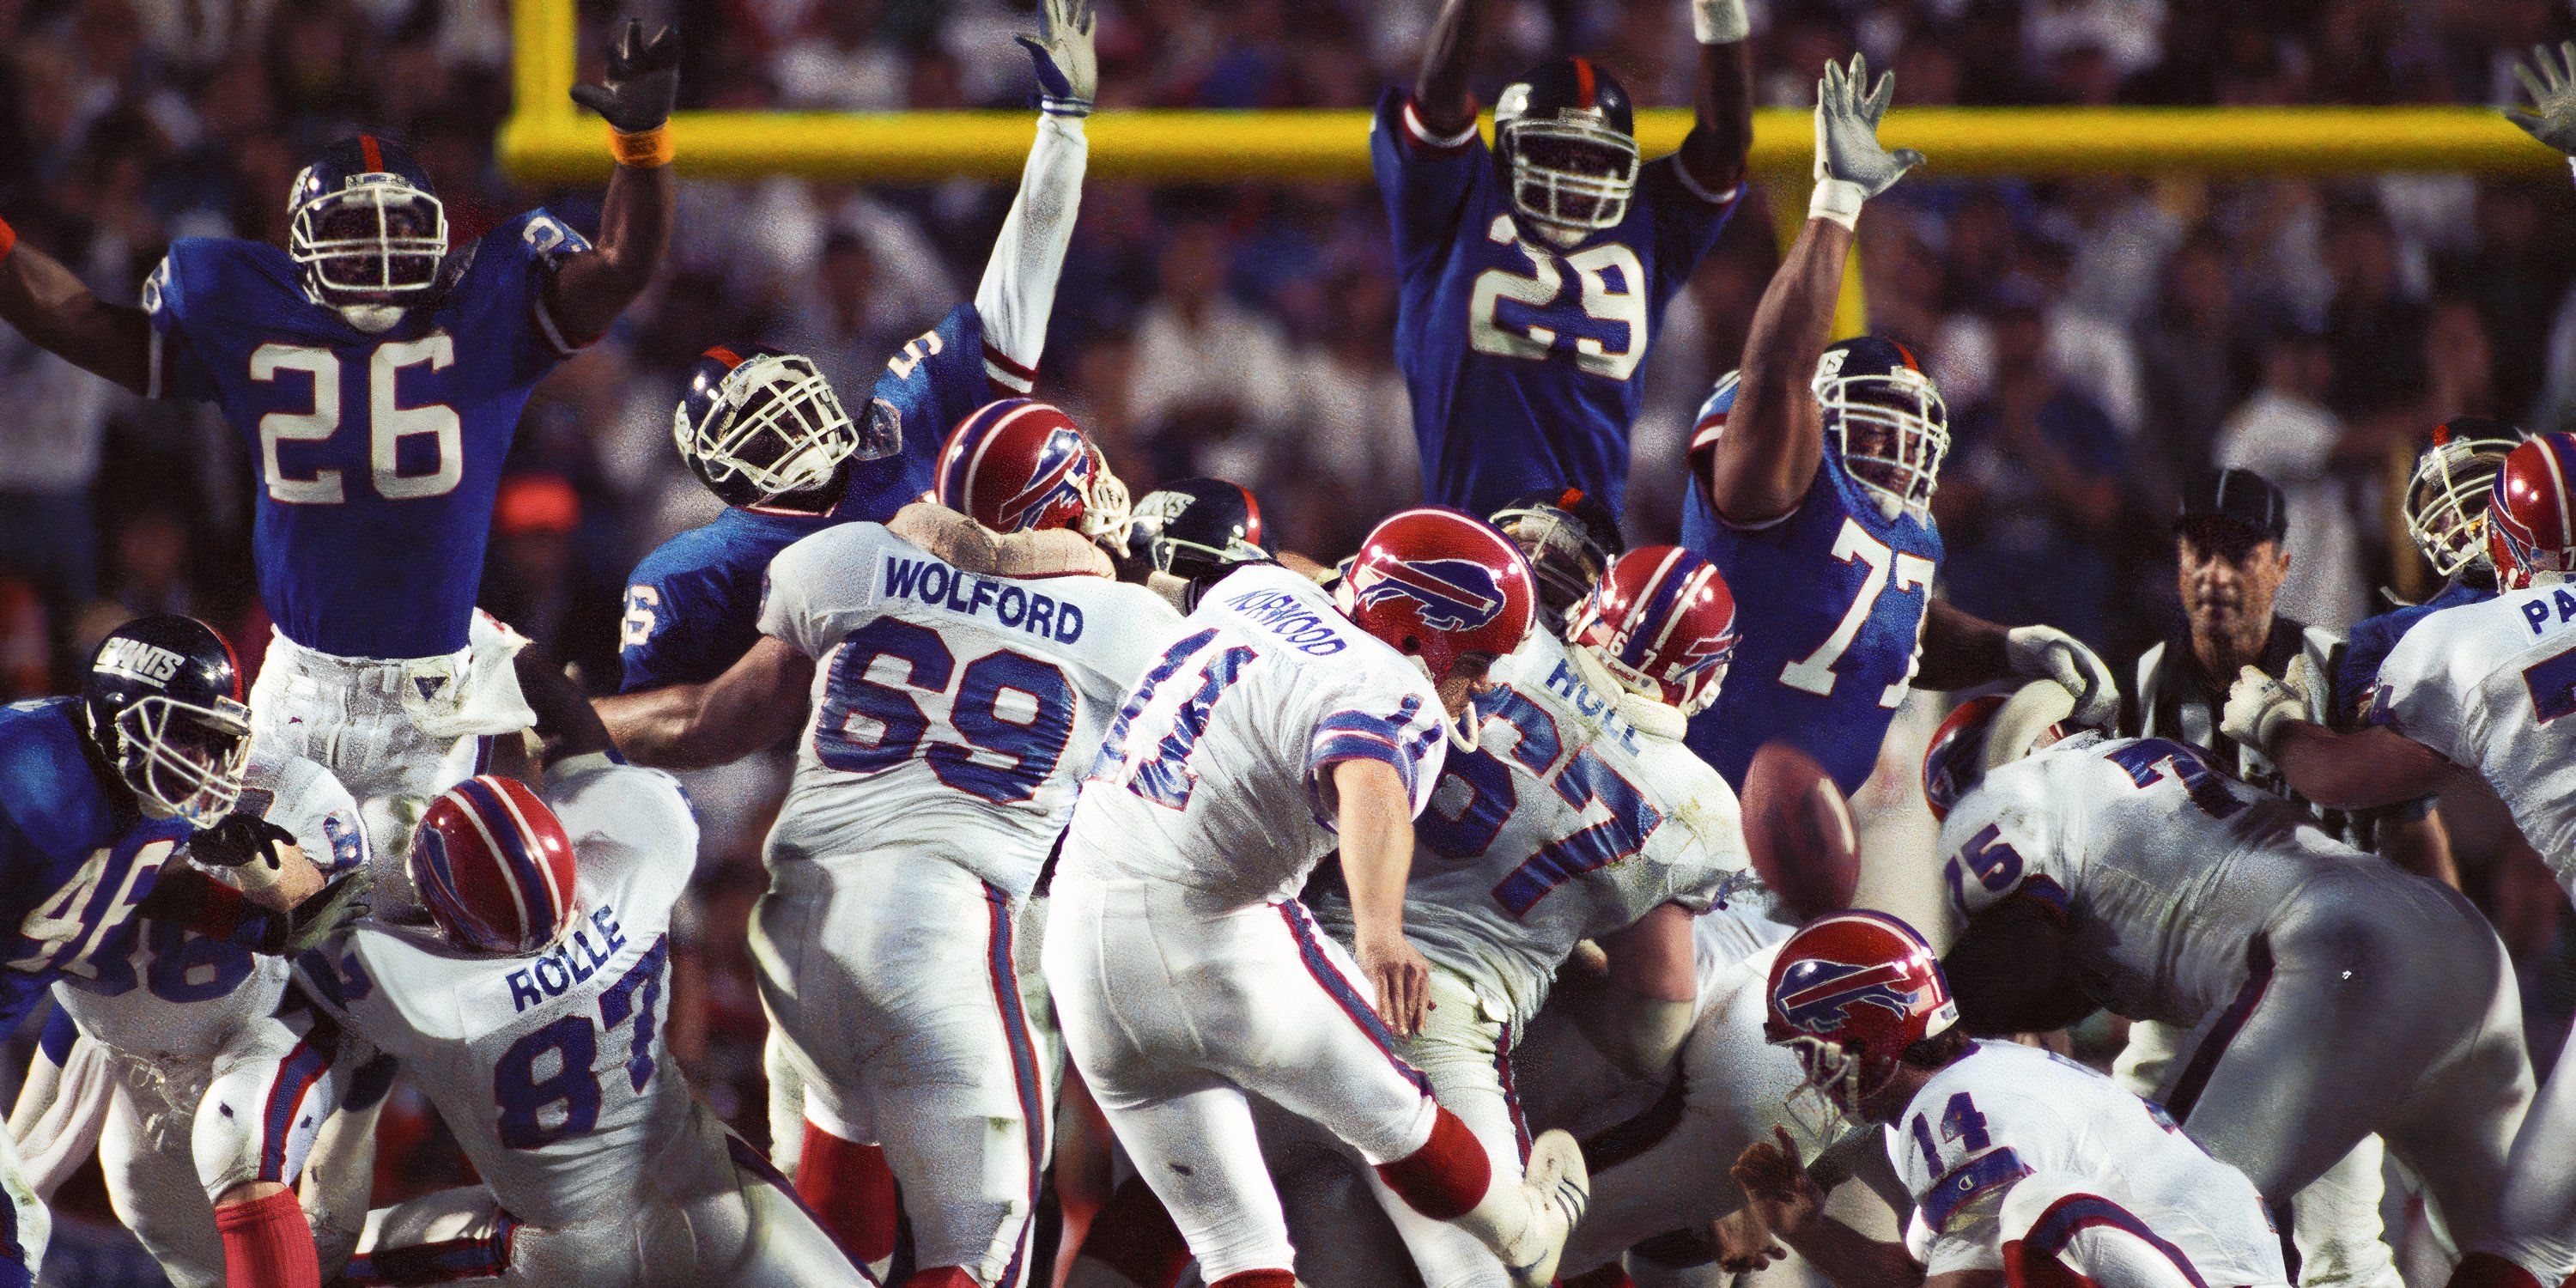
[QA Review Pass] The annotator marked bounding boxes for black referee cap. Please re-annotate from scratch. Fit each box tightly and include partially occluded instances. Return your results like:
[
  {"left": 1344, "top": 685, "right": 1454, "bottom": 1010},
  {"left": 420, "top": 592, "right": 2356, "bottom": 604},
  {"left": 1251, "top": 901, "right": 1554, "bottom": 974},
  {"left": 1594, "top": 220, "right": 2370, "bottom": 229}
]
[{"left": 2178, "top": 467, "right": 2288, "bottom": 544}]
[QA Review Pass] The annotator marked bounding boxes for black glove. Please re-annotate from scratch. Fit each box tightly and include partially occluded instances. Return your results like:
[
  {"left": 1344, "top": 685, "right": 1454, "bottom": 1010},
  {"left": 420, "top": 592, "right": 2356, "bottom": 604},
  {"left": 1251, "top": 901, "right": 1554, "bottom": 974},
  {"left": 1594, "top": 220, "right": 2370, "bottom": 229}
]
[
  {"left": 570, "top": 19, "right": 681, "bottom": 134},
  {"left": 190, "top": 811, "right": 298, "bottom": 870}
]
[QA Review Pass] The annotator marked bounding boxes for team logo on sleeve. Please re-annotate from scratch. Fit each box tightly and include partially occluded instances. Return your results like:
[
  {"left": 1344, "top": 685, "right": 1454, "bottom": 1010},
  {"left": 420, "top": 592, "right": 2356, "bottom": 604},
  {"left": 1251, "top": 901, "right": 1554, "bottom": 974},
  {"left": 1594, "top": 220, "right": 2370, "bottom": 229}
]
[
  {"left": 1771, "top": 957, "right": 1929, "bottom": 1035},
  {"left": 1352, "top": 558, "right": 1505, "bottom": 631}
]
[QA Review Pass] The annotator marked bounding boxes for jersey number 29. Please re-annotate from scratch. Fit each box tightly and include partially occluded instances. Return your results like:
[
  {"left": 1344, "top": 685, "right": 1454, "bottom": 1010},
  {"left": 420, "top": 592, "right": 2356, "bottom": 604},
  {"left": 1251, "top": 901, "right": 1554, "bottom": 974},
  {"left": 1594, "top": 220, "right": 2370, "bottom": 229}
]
[{"left": 1470, "top": 228, "right": 1648, "bottom": 381}]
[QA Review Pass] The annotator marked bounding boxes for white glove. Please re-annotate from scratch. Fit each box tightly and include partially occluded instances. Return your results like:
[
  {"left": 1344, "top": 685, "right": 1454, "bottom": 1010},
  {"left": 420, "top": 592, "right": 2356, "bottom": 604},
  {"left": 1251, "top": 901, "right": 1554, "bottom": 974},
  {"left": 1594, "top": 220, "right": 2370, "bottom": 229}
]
[
  {"left": 1692, "top": 0, "right": 1749, "bottom": 46},
  {"left": 2509, "top": 41, "right": 2576, "bottom": 158},
  {"left": 1810, "top": 53, "right": 1923, "bottom": 229},
  {"left": 2220, "top": 658, "right": 2316, "bottom": 754},
  {"left": 2003, "top": 625, "right": 2118, "bottom": 728},
  {"left": 1016, "top": 0, "right": 1097, "bottom": 117}
]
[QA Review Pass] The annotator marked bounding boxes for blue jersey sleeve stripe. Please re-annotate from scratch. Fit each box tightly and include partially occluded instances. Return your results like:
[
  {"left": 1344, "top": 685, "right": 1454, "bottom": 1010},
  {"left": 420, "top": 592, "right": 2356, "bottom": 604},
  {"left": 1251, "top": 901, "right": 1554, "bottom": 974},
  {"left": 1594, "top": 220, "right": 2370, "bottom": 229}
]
[{"left": 1920, "top": 1146, "right": 2032, "bottom": 1233}]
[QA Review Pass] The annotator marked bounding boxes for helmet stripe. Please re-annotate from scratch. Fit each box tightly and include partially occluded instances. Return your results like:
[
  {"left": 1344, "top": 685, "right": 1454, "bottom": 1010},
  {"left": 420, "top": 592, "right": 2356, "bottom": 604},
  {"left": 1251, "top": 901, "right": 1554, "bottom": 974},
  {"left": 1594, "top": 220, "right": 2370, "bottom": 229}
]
[
  {"left": 1571, "top": 57, "right": 1597, "bottom": 109},
  {"left": 483, "top": 779, "right": 568, "bottom": 929},
  {"left": 961, "top": 399, "right": 1048, "bottom": 522},
  {"left": 705, "top": 345, "right": 744, "bottom": 369},
  {"left": 1621, "top": 548, "right": 1691, "bottom": 668},
  {"left": 359, "top": 134, "right": 384, "bottom": 173},
  {"left": 453, "top": 780, "right": 544, "bottom": 944},
  {"left": 2547, "top": 435, "right": 2576, "bottom": 549}
]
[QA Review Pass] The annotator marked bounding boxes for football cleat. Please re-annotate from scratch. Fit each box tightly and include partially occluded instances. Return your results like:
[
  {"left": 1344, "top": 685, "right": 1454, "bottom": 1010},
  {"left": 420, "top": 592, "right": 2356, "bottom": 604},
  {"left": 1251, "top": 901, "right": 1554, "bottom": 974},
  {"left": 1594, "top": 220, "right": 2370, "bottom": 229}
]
[
  {"left": 2488, "top": 431, "right": 2576, "bottom": 590},
  {"left": 410, "top": 776, "right": 579, "bottom": 955},
  {"left": 1815, "top": 337, "right": 1947, "bottom": 519},
  {"left": 1494, "top": 58, "right": 1639, "bottom": 243},
  {"left": 1491, "top": 487, "right": 1623, "bottom": 629},
  {"left": 287, "top": 134, "right": 449, "bottom": 332},
  {"left": 937, "top": 398, "right": 1129, "bottom": 541},
  {"left": 82, "top": 615, "right": 252, "bottom": 827},
  {"left": 674, "top": 343, "right": 882, "bottom": 510},
  {"left": 1566, "top": 545, "right": 1740, "bottom": 717},
  {"left": 2404, "top": 416, "right": 2522, "bottom": 580}
]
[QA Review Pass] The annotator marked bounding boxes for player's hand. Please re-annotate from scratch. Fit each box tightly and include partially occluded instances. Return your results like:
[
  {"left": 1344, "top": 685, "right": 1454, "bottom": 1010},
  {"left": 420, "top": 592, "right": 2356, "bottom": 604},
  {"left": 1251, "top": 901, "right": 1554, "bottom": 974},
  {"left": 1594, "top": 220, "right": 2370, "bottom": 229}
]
[
  {"left": 2509, "top": 42, "right": 2576, "bottom": 156},
  {"left": 571, "top": 19, "right": 681, "bottom": 135},
  {"left": 260, "top": 867, "right": 374, "bottom": 957},
  {"left": 2220, "top": 659, "right": 2311, "bottom": 753},
  {"left": 1357, "top": 933, "right": 1434, "bottom": 1038},
  {"left": 191, "top": 812, "right": 323, "bottom": 909},
  {"left": 1712, "top": 1207, "right": 1789, "bottom": 1273},
  {"left": 1016, "top": 0, "right": 1097, "bottom": 118},
  {"left": 1813, "top": 53, "right": 1922, "bottom": 208},
  {"left": 2004, "top": 625, "right": 2118, "bottom": 727},
  {"left": 1733, "top": 1127, "right": 1828, "bottom": 1245}
]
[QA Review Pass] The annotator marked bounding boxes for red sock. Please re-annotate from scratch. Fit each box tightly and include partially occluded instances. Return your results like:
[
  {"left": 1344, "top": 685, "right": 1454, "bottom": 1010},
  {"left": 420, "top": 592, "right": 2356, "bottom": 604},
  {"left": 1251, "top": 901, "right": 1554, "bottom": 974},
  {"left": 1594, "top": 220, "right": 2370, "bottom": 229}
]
[
  {"left": 215, "top": 1188, "right": 320, "bottom": 1288},
  {"left": 1073, "top": 1176, "right": 1194, "bottom": 1288},
  {"left": 796, "top": 1122, "right": 899, "bottom": 1264},
  {"left": 902, "top": 1270, "right": 977, "bottom": 1288},
  {"left": 1374, "top": 1106, "right": 1493, "bottom": 1222},
  {"left": 1209, "top": 1272, "right": 1296, "bottom": 1288}
]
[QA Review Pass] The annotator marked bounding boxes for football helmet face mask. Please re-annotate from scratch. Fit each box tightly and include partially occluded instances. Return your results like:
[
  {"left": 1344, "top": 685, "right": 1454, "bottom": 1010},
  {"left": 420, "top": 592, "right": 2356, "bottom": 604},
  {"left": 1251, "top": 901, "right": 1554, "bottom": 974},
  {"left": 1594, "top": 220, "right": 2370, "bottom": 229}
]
[
  {"left": 410, "top": 776, "right": 580, "bottom": 956},
  {"left": 2405, "top": 416, "right": 2521, "bottom": 580},
  {"left": 1131, "top": 477, "right": 1272, "bottom": 586},
  {"left": 1763, "top": 911, "right": 1959, "bottom": 1132},
  {"left": 1494, "top": 58, "right": 1640, "bottom": 245},
  {"left": 1817, "top": 338, "right": 1947, "bottom": 519},
  {"left": 938, "top": 398, "right": 1130, "bottom": 541},
  {"left": 82, "top": 615, "right": 252, "bottom": 827},
  {"left": 1492, "top": 487, "right": 1624, "bottom": 631},
  {"left": 674, "top": 344, "right": 880, "bottom": 510},
  {"left": 1566, "top": 545, "right": 1741, "bottom": 717},
  {"left": 2487, "top": 432, "right": 2576, "bottom": 590},
  {"left": 1341, "top": 507, "right": 1538, "bottom": 690},
  {"left": 287, "top": 135, "right": 449, "bottom": 333}
]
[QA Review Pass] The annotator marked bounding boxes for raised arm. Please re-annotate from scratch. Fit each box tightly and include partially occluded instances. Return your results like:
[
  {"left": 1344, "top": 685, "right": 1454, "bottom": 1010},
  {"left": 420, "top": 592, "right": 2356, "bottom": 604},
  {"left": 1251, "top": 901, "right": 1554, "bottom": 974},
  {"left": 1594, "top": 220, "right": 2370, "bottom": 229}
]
[
  {"left": 1335, "top": 757, "right": 1434, "bottom": 1038},
  {"left": 1412, "top": 0, "right": 1490, "bottom": 137},
  {"left": 1677, "top": 0, "right": 1755, "bottom": 195},
  {"left": 544, "top": 19, "right": 679, "bottom": 347},
  {"left": 1702, "top": 56, "right": 1919, "bottom": 525},
  {"left": 595, "top": 635, "right": 813, "bottom": 770},
  {"left": 0, "top": 223, "right": 152, "bottom": 393},
  {"left": 976, "top": 0, "right": 1096, "bottom": 391},
  {"left": 1915, "top": 600, "right": 2119, "bottom": 727}
]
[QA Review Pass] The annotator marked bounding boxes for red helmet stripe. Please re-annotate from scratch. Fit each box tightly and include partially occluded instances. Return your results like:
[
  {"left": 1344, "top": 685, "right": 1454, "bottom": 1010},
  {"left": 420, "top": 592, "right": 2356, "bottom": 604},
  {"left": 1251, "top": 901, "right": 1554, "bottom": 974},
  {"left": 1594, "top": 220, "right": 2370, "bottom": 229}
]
[
  {"left": 486, "top": 778, "right": 568, "bottom": 926},
  {"left": 1571, "top": 58, "right": 1597, "bottom": 109},
  {"left": 2544, "top": 434, "right": 2576, "bottom": 549},
  {"left": 452, "top": 781, "right": 537, "bottom": 940},
  {"left": 705, "top": 345, "right": 745, "bottom": 369},
  {"left": 1235, "top": 483, "right": 1266, "bottom": 547},
  {"left": 359, "top": 134, "right": 384, "bottom": 173},
  {"left": 965, "top": 400, "right": 1051, "bottom": 519}
]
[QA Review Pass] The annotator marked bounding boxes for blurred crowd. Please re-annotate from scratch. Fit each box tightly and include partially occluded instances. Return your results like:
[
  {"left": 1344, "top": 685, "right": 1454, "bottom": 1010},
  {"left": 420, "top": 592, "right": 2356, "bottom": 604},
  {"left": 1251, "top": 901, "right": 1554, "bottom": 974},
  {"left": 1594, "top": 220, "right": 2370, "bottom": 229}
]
[{"left": 7, "top": 0, "right": 2576, "bottom": 1251}]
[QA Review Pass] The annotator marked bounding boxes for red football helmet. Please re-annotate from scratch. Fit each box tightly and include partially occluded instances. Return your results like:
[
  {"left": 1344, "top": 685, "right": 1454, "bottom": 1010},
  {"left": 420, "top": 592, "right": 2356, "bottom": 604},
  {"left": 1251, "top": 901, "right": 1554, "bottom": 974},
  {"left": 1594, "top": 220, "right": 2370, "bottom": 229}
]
[
  {"left": 410, "top": 776, "right": 579, "bottom": 955},
  {"left": 2486, "top": 432, "right": 2576, "bottom": 590},
  {"left": 1922, "top": 694, "right": 2009, "bottom": 823},
  {"left": 936, "top": 398, "right": 1127, "bottom": 538},
  {"left": 1764, "top": 910, "right": 1959, "bottom": 1124},
  {"left": 1567, "top": 545, "right": 1741, "bottom": 716},
  {"left": 1342, "top": 507, "right": 1537, "bottom": 683}
]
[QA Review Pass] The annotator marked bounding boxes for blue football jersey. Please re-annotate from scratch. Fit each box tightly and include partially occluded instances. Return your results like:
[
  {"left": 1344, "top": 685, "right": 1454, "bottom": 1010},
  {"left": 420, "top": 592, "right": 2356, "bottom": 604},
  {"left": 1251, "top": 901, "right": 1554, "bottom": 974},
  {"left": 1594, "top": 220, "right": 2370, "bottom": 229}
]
[
  {"left": 0, "top": 700, "right": 192, "bottom": 1035},
  {"left": 617, "top": 302, "right": 999, "bottom": 691},
  {"left": 2335, "top": 580, "right": 2494, "bottom": 723},
  {"left": 143, "top": 211, "right": 593, "bottom": 660},
  {"left": 1680, "top": 453, "right": 1943, "bottom": 793},
  {"left": 1373, "top": 90, "right": 1740, "bottom": 519}
]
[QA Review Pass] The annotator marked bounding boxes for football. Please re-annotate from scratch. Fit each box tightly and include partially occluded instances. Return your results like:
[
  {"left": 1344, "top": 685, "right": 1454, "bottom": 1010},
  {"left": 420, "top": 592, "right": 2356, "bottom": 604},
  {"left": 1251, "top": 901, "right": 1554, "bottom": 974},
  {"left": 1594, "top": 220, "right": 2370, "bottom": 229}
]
[{"left": 1739, "top": 741, "right": 1860, "bottom": 922}]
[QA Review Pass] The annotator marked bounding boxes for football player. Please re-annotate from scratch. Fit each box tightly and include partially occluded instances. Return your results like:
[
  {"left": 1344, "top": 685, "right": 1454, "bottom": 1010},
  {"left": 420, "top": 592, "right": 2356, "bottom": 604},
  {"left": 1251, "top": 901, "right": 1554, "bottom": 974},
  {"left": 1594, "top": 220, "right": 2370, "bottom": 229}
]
[
  {"left": 600, "top": 402, "right": 1170, "bottom": 1287},
  {"left": 1303, "top": 544, "right": 1748, "bottom": 1287},
  {"left": 1376, "top": 0, "right": 1753, "bottom": 518},
  {"left": 1489, "top": 488, "right": 1625, "bottom": 633},
  {"left": 1926, "top": 685, "right": 2531, "bottom": 1285},
  {"left": 22, "top": 744, "right": 372, "bottom": 1288},
  {"left": 605, "top": 0, "right": 1099, "bottom": 710},
  {"left": 0, "top": 616, "right": 356, "bottom": 1288},
  {"left": 1047, "top": 507, "right": 1590, "bottom": 1288},
  {"left": 0, "top": 24, "right": 676, "bottom": 853},
  {"left": 1126, "top": 477, "right": 1279, "bottom": 612},
  {"left": 2232, "top": 431, "right": 2576, "bottom": 1288},
  {"left": 289, "top": 647, "right": 866, "bottom": 1288},
  {"left": 1681, "top": 57, "right": 2116, "bottom": 795},
  {"left": 1734, "top": 912, "right": 2287, "bottom": 1288}
]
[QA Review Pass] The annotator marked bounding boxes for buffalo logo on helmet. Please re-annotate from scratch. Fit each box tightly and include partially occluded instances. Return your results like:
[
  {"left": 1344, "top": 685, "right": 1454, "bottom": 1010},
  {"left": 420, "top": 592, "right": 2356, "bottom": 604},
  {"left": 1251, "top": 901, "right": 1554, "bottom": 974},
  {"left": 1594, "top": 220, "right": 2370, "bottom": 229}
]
[
  {"left": 999, "top": 434, "right": 1092, "bottom": 531},
  {"left": 1353, "top": 557, "right": 1506, "bottom": 632},
  {"left": 939, "top": 398, "right": 1097, "bottom": 533},
  {"left": 1771, "top": 956, "right": 1929, "bottom": 1036}
]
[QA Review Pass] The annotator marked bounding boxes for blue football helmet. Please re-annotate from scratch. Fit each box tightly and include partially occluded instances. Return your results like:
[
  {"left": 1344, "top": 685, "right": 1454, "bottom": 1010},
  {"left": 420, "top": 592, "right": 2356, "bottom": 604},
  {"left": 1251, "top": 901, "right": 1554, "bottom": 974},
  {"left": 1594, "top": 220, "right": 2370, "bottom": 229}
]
[
  {"left": 287, "top": 135, "right": 449, "bottom": 332},
  {"left": 1814, "top": 337, "right": 1947, "bottom": 518},
  {"left": 82, "top": 615, "right": 252, "bottom": 827},
  {"left": 673, "top": 343, "right": 890, "bottom": 510},
  {"left": 1494, "top": 57, "right": 1639, "bottom": 243}
]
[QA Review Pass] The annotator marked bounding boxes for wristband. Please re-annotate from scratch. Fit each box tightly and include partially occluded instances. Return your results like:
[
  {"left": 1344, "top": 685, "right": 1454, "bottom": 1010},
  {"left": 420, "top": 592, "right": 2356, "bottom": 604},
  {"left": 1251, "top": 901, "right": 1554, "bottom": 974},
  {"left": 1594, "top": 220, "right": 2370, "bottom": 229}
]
[
  {"left": 609, "top": 125, "right": 674, "bottom": 168},
  {"left": 1692, "top": 0, "right": 1750, "bottom": 45},
  {"left": 0, "top": 215, "right": 15, "bottom": 264},
  {"left": 1808, "top": 178, "right": 1867, "bottom": 230},
  {"left": 2566, "top": 155, "right": 2576, "bottom": 186}
]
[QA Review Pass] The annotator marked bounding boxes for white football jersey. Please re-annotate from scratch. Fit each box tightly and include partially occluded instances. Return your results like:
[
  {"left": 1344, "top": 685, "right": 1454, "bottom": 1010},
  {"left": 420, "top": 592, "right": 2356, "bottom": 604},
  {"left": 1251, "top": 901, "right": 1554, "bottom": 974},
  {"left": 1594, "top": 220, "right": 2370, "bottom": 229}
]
[
  {"left": 305, "top": 758, "right": 696, "bottom": 1230},
  {"left": 55, "top": 749, "right": 367, "bottom": 1060},
  {"left": 2371, "top": 585, "right": 2576, "bottom": 885},
  {"left": 1932, "top": 733, "right": 2347, "bottom": 1024},
  {"left": 1892, "top": 1040, "right": 2281, "bottom": 1282},
  {"left": 760, "top": 522, "right": 1180, "bottom": 896},
  {"left": 1063, "top": 563, "right": 1449, "bottom": 908},
  {"left": 1318, "top": 630, "right": 1747, "bottom": 1028}
]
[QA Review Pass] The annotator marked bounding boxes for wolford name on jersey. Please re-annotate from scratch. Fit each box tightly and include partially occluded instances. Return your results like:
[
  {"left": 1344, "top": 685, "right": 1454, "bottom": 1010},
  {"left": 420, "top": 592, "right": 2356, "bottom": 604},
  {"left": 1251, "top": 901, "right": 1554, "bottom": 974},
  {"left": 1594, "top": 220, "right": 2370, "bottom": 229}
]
[
  {"left": 1222, "top": 585, "right": 1349, "bottom": 656},
  {"left": 879, "top": 554, "right": 1087, "bottom": 642}
]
